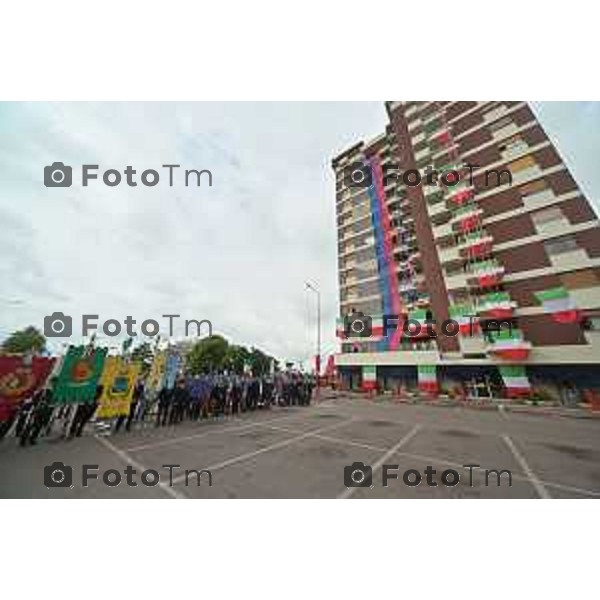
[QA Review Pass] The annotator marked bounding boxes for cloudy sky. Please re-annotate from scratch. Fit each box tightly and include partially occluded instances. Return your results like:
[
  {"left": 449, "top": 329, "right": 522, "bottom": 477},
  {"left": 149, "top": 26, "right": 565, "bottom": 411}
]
[{"left": 0, "top": 102, "right": 598, "bottom": 365}]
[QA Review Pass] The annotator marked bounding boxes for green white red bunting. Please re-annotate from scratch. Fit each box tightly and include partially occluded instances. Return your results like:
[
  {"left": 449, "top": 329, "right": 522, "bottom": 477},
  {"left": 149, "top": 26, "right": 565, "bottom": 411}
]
[
  {"left": 498, "top": 365, "right": 531, "bottom": 398},
  {"left": 362, "top": 365, "right": 377, "bottom": 391},
  {"left": 418, "top": 364, "right": 438, "bottom": 394},
  {"left": 534, "top": 287, "right": 581, "bottom": 323}
]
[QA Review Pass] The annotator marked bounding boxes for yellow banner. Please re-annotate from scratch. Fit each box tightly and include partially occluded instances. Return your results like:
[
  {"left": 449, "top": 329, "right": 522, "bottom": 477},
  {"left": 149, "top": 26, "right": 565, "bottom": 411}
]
[
  {"left": 146, "top": 350, "right": 166, "bottom": 392},
  {"left": 96, "top": 357, "right": 141, "bottom": 418}
]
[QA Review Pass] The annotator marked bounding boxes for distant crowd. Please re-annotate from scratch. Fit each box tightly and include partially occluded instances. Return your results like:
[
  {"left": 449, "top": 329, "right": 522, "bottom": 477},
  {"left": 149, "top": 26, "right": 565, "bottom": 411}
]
[{"left": 0, "top": 372, "right": 316, "bottom": 447}]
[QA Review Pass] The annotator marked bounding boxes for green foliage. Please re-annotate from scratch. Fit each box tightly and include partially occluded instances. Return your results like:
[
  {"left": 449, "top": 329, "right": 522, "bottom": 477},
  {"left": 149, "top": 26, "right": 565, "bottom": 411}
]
[
  {"left": 185, "top": 335, "right": 277, "bottom": 376},
  {"left": 1, "top": 326, "right": 46, "bottom": 354},
  {"left": 186, "top": 335, "right": 230, "bottom": 375}
]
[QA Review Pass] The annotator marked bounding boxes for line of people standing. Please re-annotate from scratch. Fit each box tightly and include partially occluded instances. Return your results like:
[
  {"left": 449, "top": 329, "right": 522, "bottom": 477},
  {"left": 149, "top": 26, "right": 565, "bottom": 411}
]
[{"left": 1, "top": 372, "right": 316, "bottom": 445}]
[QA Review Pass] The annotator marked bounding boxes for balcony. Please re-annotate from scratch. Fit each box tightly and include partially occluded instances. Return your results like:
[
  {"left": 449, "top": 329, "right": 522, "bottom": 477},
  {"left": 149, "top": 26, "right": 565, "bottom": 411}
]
[
  {"left": 444, "top": 271, "right": 469, "bottom": 291},
  {"left": 433, "top": 220, "right": 454, "bottom": 241},
  {"left": 438, "top": 244, "right": 461, "bottom": 265},
  {"left": 549, "top": 248, "right": 590, "bottom": 270},
  {"left": 491, "top": 122, "right": 520, "bottom": 142}
]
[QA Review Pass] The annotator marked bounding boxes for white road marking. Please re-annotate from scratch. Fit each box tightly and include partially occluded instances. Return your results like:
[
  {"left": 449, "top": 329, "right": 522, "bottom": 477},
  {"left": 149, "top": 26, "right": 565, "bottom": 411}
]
[
  {"left": 502, "top": 435, "right": 551, "bottom": 499},
  {"left": 256, "top": 422, "right": 386, "bottom": 452},
  {"left": 124, "top": 414, "right": 299, "bottom": 452},
  {"left": 338, "top": 425, "right": 421, "bottom": 499},
  {"left": 95, "top": 435, "right": 185, "bottom": 499},
  {"left": 170, "top": 418, "right": 353, "bottom": 484}
]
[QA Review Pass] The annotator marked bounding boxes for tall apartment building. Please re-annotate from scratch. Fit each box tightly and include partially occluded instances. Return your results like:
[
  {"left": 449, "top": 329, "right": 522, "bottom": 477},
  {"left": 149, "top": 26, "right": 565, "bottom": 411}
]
[{"left": 333, "top": 101, "right": 600, "bottom": 398}]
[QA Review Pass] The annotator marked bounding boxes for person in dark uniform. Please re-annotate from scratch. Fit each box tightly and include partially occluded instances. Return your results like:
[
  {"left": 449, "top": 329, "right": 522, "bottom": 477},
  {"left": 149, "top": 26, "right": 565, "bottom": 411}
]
[
  {"left": 261, "top": 377, "right": 274, "bottom": 409},
  {"left": 230, "top": 377, "right": 242, "bottom": 416},
  {"left": 115, "top": 379, "right": 144, "bottom": 433},
  {"left": 20, "top": 383, "right": 56, "bottom": 446},
  {"left": 156, "top": 386, "right": 172, "bottom": 426},
  {"left": 170, "top": 380, "right": 190, "bottom": 424},
  {"left": 70, "top": 384, "right": 103, "bottom": 438}
]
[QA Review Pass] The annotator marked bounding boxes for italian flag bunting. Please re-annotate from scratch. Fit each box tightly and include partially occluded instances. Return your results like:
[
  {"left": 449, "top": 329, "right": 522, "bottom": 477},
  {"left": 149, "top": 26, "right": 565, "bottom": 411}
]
[
  {"left": 418, "top": 365, "right": 438, "bottom": 394},
  {"left": 362, "top": 365, "right": 377, "bottom": 391},
  {"left": 449, "top": 304, "right": 480, "bottom": 335},
  {"left": 534, "top": 287, "right": 581, "bottom": 323},
  {"left": 498, "top": 365, "right": 531, "bottom": 398},
  {"left": 458, "top": 214, "right": 480, "bottom": 233}
]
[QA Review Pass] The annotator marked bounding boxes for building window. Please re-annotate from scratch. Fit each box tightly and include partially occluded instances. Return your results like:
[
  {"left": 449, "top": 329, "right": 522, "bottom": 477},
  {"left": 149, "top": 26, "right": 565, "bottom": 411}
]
[
  {"left": 532, "top": 206, "right": 564, "bottom": 226},
  {"left": 544, "top": 236, "right": 579, "bottom": 256}
]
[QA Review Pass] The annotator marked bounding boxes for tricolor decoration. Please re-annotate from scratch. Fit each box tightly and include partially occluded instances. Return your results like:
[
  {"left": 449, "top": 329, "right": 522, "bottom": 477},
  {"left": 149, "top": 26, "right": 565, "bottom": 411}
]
[
  {"left": 0, "top": 356, "right": 55, "bottom": 422},
  {"left": 430, "top": 129, "right": 451, "bottom": 150},
  {"left": 423, "top": 118, "right": 443, "bottom": 135},
  {"left": 96, "top": 357, "right": 141, "bottom": 418},
  {"left": 457, "top": 213, "right": 481, "bottom": 233},
  {"left": 53, "top": 345, "right": 108, "bottom": 404},
  {"left": 487, "top": 328, "right": 532, "bottom": 361},
  {"left": 448, "top": 187, "right": 474, "bottom": 205},
  {"left": 534, "top": 287, "right": 581, "bottom": 324},
  {"left": 477, "top": 291, "right": 515, "bottom": 319},
  {"left": 498, "top": 365, "right": 531, "bottom": 398},
  {"left": 362, "top": 365, "right": 377, "bottom": 391},
  {"left": 406, "top": 309, "right": 434, "bottom": 338},
  {"left": 449, "top": 304, "right": 480, "bottom": 335},
  {"left": 418, "top": 365, "right": 439, "bottom": 394},
  {"left": 467, "top": 260, "right": 505, "bottom": 289},
  {"left": 461, "top": 235, "right": 493, "bottom": 259}
]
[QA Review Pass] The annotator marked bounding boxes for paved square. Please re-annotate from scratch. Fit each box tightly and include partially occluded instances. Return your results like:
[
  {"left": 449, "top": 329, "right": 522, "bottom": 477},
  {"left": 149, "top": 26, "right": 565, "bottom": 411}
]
[{"left": 1, "top": 394, "right": 599, "bottom": 498}]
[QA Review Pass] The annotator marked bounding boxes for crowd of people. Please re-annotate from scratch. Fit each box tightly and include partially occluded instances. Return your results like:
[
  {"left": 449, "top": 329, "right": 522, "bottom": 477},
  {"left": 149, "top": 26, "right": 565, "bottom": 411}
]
[{"left": 0, "top": 372, "right": 316, "bottom": 447}]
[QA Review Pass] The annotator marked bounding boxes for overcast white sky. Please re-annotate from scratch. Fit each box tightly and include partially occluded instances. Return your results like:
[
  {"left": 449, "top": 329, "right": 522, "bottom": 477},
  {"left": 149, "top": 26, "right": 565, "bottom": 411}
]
[{"left": 0, "top": 102, "right": 598, "bottom": 365}]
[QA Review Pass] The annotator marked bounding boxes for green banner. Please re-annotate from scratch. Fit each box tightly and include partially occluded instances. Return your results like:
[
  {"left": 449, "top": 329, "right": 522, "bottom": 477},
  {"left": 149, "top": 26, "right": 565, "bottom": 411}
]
[{"left": 52, "top": 345, "right": 108, "bottom": 404}]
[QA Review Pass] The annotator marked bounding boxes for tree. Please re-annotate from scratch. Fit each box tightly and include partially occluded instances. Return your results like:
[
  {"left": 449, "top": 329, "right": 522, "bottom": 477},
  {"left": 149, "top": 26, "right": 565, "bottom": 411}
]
[
  {"left": 225, "top": 344, "right": 251, "bottom": 374},
  {"left": 247, "top": 346, "right": 275, "bottom": 377},
  {"left": 1, "top": 326, "right": 46, "bottom": 354},
  {"left": 186, "top": 335, "right": 230, "bottom": 375}
]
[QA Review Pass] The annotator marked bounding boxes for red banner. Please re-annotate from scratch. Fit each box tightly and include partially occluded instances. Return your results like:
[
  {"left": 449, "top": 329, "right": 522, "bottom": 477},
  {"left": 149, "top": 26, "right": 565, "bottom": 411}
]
[{"left": 0, "top": 356, "right": 55, "bottom": 422}]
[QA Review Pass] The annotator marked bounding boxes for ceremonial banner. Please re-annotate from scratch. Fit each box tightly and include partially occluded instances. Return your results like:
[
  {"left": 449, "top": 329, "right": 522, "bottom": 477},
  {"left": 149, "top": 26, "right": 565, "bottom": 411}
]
[
  {"left": 96, "top": 357, "right": 141, "bottom": 418},
  {"left": 146, "top": 350, "right": 166, "bottom": 392},
  {"left": 164, "top": 350, "right": 181, "bottom": 389},
  {"left": 52, "top": 345, "right": 108, "bottom": 404},
  {"left": 0, "top": 356, "right": 55, "bottom": 422}
]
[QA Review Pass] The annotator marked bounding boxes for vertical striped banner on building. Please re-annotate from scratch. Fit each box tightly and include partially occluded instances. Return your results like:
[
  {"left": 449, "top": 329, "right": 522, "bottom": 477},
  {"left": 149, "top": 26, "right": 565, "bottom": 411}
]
[
  {"left": 362, "top": 365, "right": 377, "bottom": 391},
  {"left": 368, "top": 156, "right": 404, "bottom": 351},
  {"left": 498, "top": 365, "right": 531, "bottom": 398},
  {"left": 418, "top": 364, "right": 438, "bottom": 394}
]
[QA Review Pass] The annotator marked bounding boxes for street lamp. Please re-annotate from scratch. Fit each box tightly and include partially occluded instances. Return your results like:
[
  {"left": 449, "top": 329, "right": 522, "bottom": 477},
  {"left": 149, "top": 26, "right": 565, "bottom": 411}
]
[{"left": 305, "top": 281, "right": 321, "bottom": 398}]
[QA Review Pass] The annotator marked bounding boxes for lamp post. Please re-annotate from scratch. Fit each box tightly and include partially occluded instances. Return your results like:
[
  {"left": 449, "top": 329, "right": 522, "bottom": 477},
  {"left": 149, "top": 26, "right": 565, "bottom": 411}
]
[{"left": 305, "top": 281, "right": 321, "bottom": 399}]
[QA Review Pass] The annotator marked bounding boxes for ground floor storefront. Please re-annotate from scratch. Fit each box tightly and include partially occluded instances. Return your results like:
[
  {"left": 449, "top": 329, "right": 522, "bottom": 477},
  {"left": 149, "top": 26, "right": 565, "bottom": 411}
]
[{"left": 337, "top": 363, "right": 600, "bottom": 404}]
